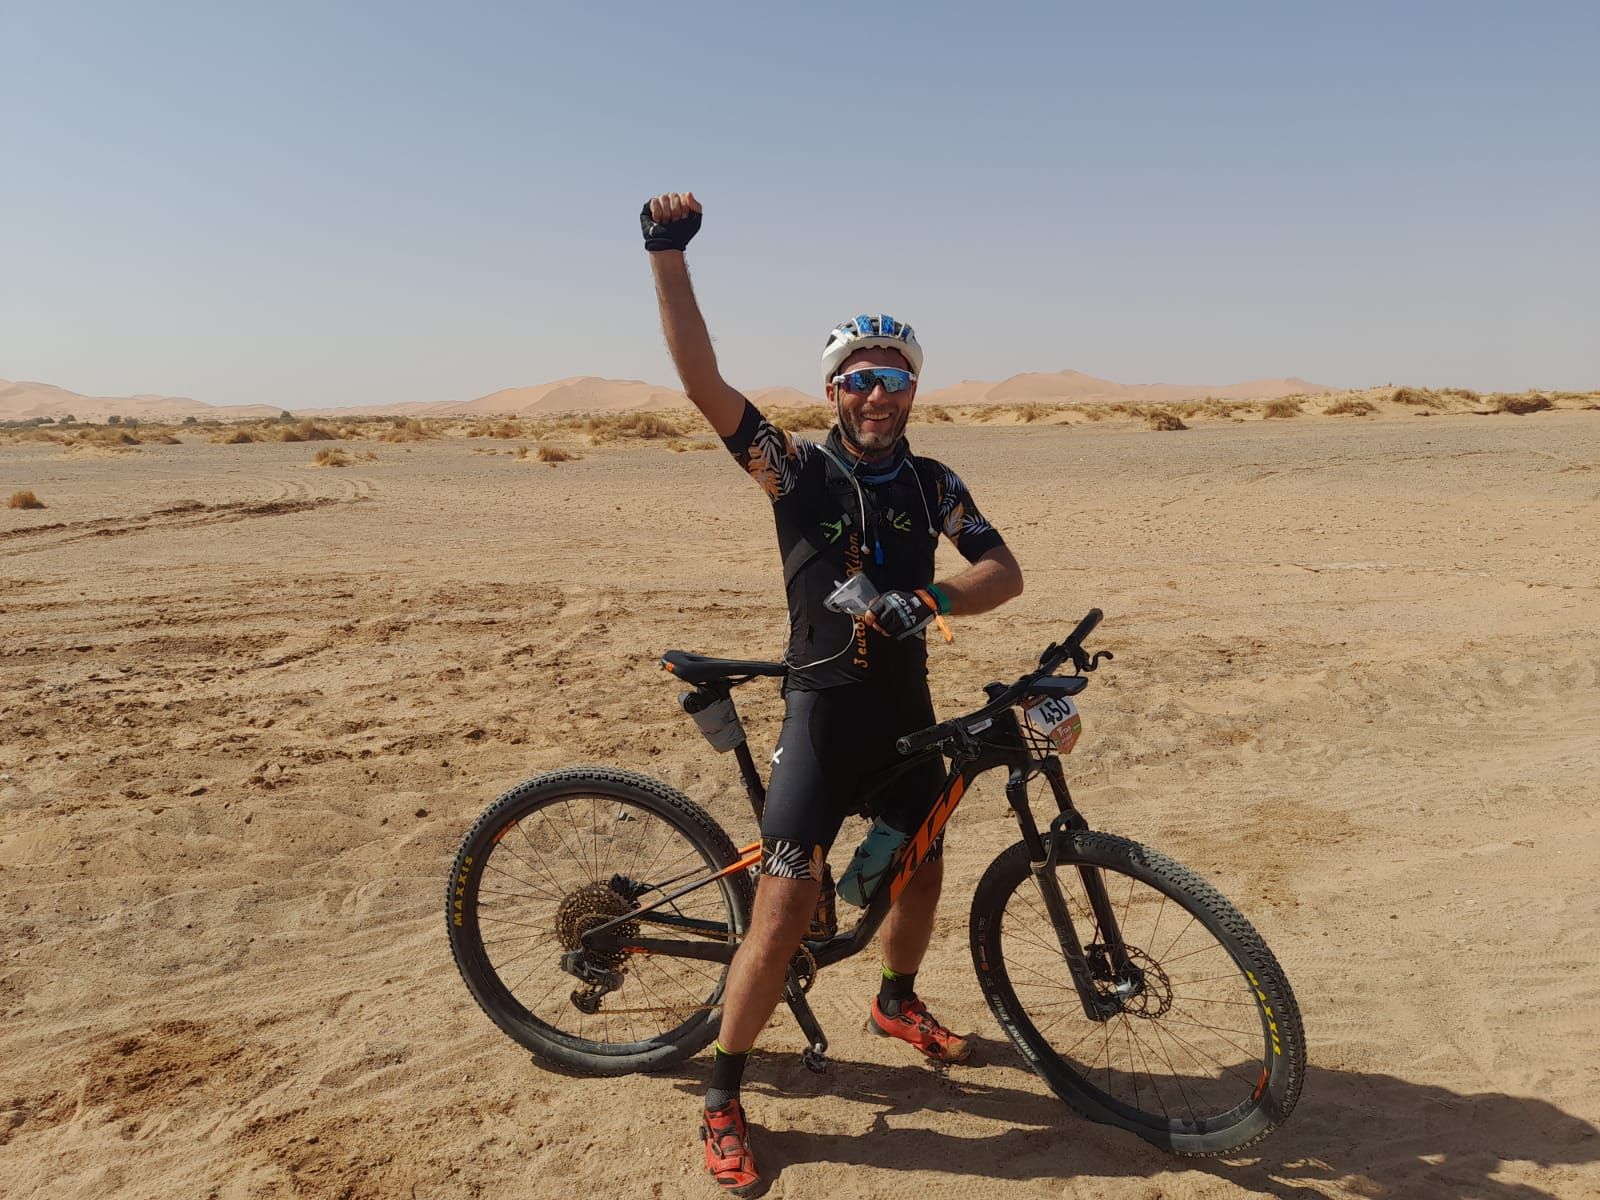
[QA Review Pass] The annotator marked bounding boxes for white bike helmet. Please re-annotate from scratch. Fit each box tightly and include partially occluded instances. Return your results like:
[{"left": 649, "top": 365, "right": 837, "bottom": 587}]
[{"left": 820, "top": 314, "right": 924, "bottom": 385}]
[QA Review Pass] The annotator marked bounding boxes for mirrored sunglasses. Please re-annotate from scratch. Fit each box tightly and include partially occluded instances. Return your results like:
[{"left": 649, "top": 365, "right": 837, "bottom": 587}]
[{"left": 832, "top": 368, "right": 917, "bottom": 396}]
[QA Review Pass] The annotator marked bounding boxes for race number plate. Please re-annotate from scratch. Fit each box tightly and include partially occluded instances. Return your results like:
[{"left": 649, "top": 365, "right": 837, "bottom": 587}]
[{"left": 1023, "top": 694, "right": 1082, "bottom": 754}]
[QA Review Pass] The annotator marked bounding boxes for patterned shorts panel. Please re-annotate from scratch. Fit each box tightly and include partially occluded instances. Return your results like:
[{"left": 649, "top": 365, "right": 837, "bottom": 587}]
[{"left": 761, "top": 837, "right": 825, "bottom": 881}]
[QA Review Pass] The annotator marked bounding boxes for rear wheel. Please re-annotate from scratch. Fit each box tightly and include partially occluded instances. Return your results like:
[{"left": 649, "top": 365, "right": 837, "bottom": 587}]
[
  {"left": 970, "top": 831, "right": 1304, "bottom": 1156},
  {"left": 448, "top": 767, "right": 753, "bottom": 1075}
]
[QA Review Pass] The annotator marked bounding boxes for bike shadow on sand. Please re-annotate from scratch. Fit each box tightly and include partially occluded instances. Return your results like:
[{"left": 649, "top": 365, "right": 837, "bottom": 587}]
[{"left": 668, "top": 1033, "right": 1600, "bottom": 1199}]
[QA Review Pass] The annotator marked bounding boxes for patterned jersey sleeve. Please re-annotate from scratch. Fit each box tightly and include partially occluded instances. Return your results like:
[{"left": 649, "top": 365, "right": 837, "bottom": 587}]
[
  {"left": 930, "top": 460, "right": 1006, "bottom": 562},
  {"left": 720, "top": 399, "right": 813, "bottom": 502}
]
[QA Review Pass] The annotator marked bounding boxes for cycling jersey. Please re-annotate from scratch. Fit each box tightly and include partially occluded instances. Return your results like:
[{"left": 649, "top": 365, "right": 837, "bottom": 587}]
[{"left": 722, "top": 401, "right": 1006, "bottom": 691}]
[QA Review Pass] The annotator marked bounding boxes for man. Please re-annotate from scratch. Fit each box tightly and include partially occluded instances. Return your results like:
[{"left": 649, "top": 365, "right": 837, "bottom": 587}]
[{"left": 642, "top": 191, "right": 1024, "bottom": 1197}]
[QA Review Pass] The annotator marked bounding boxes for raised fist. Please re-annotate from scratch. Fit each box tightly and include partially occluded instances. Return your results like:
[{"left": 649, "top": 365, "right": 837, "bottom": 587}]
[{"left": 641, "top": 191, "right": 702, "bottom": 253}]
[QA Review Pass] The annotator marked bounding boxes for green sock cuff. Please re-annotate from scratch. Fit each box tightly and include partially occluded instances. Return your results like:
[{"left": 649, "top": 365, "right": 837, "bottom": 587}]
[
  {"left": 882, "top": 966, "right": 906, "bottom": 981},
  {"left": 713, "top": 1041, "right": 750, "bottom": 1058}
]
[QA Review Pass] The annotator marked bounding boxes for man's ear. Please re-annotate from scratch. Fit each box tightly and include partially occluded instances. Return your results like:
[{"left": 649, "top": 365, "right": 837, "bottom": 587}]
[{"left": 824, "top": 382, "right": 835, "bottom": 404}]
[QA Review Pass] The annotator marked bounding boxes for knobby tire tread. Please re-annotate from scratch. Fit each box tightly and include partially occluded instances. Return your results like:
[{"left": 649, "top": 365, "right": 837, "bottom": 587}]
[
  {"left": 447, "top": 766, "right": 753, "bottom": 1077},
  {"left": 970, "top": 830, "right": 1305, "bottom": 1156}
]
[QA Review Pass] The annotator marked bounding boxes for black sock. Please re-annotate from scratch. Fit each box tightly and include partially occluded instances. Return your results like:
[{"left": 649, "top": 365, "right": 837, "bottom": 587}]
[
  {"left": 878, "top": 966, "right": 917, "bottom": 1016},
  {"left": 706, "top": 1042, "right": 750, "bottom": 1111}
]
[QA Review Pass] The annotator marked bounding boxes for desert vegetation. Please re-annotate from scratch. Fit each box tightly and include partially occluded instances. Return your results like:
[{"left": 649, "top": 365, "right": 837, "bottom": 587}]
[
  {"left": 7, "top": 489, "right": 45, "bottom": 509},
  {"left": 1490, "top": 393, "right": 1553, "bottom": 415},
  {"left": 3, "top": 388, "right": 1596, "bottom": 462},
  {"left": 1145, "top": 409, "right": 1188, "bottom": 431},
  {"left": 313, "top": 448, "right": 351, "bottom": 467},
  {"left": 768, "top": 407, "right": 832, "bottom": 432},
  {"left": 1391, "top": 387, "right": 1446, "bottom": 409},
  {"left": 1324, "top": 398, "right": 1376, "bottom": 416}
]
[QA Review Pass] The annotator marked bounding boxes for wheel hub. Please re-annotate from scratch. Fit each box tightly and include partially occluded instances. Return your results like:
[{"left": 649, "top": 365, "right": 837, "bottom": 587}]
[{"left": 1087, "top": 944, "right": 1173, "bottom": 1018}]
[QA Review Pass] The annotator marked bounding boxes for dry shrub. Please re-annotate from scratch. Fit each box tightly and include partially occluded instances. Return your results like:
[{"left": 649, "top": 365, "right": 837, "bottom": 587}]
[
  {"left": 538, "top": 445, "right": 576, "bottom": 462},
  {"left": 769, "top": 407, "right": 832, "bottom": 432},
  {"left": 1201, "top": 399, "right": 1247, "bottom": 419},
  {"left": 1262, "top": 399, "right": 1302, "bottom": 419},
  {"left": 1440, "top": 387, "right": 1479, "bottom": 401},
  {"left": 149, "top": 433, "right": 183, "bottom": 444},
  {"left": 297, "top": 420, "right": 336, "bottom": 441},
  {"left": 585, "top": 412, "right": 687, "bottom": 441},
  {"left": 1145, "top": 410, "right": 1187, "bottom": 431},
  {"left": 1492, "top": 393, "right": 1553, "bottom": 415},
  {"left": 1324, "top": 398, "right": 1376, "bottom": 416},
  {"left": 1391, "top": 387, "right": 1443, "bottom": 408},
  {"left": 277, "top": 427, "right": 305, "bottom": 442},
  {"left": 8, "top": 489, "right": 45, "bottom": 509},
  {"left": 1013, "top": 402, "right": 1055, "bottom": 423},
  {"left": 313, "top": 448, "right": 351, "bottom": 467},
  {"left": 381, "top": 418, "right": 432, "bottom": 443},
  {"left": 489, "top": 421, "right": 524, "bottom": 439},
  {"left": 78, "top": 427, "right": 142, "bottom": 446},
  {"left": 213, "top": 428, "right": 255, "bottom": 444},
  {"left": 1079, "top": 406, "right": 1109, "bottom": 421},
  {"left": 919, "top": 406, "right": 954, "bottom": 423}
]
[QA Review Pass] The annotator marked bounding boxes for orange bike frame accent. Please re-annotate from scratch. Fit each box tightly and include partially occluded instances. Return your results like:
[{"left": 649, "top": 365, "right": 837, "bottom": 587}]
[
  {"left": 713, "top": 842, "right": 763, "bottom": 881},
  {"left": 885, "top": 774, "right": 967, "bottom": 905}
]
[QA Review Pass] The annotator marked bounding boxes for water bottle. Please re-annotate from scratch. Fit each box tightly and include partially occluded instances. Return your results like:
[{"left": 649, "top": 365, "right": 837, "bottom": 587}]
[{"left": 837, "top": 818, "right": 910, "bottom": 907}]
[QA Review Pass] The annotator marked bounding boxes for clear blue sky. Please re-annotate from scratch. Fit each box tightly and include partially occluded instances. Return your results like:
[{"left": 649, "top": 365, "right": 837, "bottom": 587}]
[{"left": 3, "top": 1, "right": 1596, "bottom": 406}]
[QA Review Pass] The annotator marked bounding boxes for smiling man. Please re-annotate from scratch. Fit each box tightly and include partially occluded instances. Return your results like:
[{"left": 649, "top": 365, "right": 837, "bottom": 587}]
[{"left": 642, "top": 191, "right": 1024, "bottom": 1196}]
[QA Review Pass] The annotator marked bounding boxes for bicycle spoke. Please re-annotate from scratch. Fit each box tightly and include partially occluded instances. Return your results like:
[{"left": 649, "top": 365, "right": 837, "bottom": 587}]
[{"left": 991, "top": 840, "right": 1283, "bottom": 1135}]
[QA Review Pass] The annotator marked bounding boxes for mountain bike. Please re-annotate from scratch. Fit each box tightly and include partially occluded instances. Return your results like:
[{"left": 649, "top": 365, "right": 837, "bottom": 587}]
[{"left": 446, "top": 609, "right": 1305, "bottom": 1156}]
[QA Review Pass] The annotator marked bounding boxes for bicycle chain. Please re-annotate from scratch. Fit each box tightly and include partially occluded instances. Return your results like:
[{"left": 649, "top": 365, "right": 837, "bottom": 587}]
[{"left": 573, "top": 945, "right": 818, "bottom": 1017}]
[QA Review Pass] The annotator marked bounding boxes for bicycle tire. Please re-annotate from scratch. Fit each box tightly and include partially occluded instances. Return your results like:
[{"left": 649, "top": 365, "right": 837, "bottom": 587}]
[
  {"left": 448, "top": 766, "right": 754, "bottom": 1076},
  {"left": 970, "top": 830, "right": 1304, "bottom": 1156}
]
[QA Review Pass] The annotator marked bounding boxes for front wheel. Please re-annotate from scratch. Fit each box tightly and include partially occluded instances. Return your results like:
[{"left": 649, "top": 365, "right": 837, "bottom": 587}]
[
  {"left": 448, "top": 767, "right": 754, "bottom": 1076},
  {"left": 970, "top": 831, "right": 1305, "bottom": 1156}
]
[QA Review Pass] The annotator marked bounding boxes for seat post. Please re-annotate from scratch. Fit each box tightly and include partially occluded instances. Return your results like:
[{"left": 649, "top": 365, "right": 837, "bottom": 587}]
[{"left": 732, "top": 738, "right": 766, "bottom": 822}]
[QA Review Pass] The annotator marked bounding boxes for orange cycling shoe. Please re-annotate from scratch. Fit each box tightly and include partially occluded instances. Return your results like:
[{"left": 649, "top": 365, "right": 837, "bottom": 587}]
[
  {"left": 870, "top": 996, "right": 972, "bottom": 1063},
  {"left": 701, "top": 1099, "right": 763, "bottom": 1197}
]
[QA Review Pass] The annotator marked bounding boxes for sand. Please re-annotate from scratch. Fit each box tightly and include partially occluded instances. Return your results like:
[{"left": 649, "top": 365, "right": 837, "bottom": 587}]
[{"left": 2, "top": 411, "right": 1598, "bottom": 1199}]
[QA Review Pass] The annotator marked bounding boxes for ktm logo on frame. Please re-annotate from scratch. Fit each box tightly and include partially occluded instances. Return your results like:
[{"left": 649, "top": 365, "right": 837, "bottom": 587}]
[{"left": 888, "top": 777, "right": 966, "bottom": 902}]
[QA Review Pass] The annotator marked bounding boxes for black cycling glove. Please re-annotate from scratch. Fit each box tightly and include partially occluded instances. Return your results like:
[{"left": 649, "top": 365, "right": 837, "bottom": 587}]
[
  {"left": 866, "top": 589, "right": 938, "bottom": 640},
  {"left": 640, "top": 201, "right": 701, "bottom": 253}
]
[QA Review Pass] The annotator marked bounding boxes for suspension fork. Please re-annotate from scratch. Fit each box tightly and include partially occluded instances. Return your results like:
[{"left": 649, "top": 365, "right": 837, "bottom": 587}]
[
  {"left": 1008, "top": 759, "right": 1121, "bottom": 1021},
  {"left": 1040, "top": 755, "right": 1136, "bottom": 987}
]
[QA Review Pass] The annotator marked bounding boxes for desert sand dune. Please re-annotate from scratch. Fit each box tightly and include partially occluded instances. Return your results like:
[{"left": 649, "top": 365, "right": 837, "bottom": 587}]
[
  {"left": 2, "top": 369, "right": 1342, "bottom": 424},
  {"left": 2, "top": 410, "right": 1598, "bottom": 1198}
]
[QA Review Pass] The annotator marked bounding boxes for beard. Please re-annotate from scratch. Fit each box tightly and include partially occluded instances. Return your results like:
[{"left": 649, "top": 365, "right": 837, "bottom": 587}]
[{"left": 837, "top": 401, "right": 911, "bottom": 457}]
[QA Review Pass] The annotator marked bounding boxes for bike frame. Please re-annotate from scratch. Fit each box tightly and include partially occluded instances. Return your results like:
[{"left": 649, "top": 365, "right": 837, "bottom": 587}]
[{"left": 582, "top": 692, "right": 1135, "bottom": 1041}]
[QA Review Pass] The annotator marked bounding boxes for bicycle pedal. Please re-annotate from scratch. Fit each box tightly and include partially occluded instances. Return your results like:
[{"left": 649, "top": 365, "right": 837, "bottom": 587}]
[{"left": 801, "top": 1045, "right": 828, "bottom": 1073}]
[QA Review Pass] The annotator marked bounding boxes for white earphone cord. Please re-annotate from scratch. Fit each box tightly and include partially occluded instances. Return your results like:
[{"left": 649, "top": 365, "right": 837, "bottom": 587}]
[{"left": 783, "top": 442, "right": 936, "bottom": 672}]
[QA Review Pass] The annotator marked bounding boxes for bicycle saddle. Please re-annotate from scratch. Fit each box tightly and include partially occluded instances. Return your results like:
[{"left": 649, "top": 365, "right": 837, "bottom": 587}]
[{"left": 660, "top": 650, "right": 786, "bottom": 685}]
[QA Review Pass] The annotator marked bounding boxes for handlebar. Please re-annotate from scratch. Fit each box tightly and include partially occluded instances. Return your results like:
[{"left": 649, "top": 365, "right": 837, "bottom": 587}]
[{"left": 894, "top": 608, "right": 1108, "bottom": 757}]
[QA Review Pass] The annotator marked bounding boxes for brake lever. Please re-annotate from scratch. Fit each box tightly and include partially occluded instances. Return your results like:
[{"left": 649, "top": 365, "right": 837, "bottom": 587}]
[{"left": 1087, "top": 649, "right": 1114, "bottom": 671}]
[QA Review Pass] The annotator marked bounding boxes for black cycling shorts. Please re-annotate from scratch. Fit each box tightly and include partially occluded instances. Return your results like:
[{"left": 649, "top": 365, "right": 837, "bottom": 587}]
[{"left": 759, "top": 682, "right": 948, "bottom": 881}]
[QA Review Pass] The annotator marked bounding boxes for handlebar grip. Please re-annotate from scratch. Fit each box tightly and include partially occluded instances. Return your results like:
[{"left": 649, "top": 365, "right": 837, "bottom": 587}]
[
  {"left": 897, "top": 722, "right": 952, "bottom": 756},
  {"left": 1066, "top": 608, "right": 1103, "bottom": 648}
]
